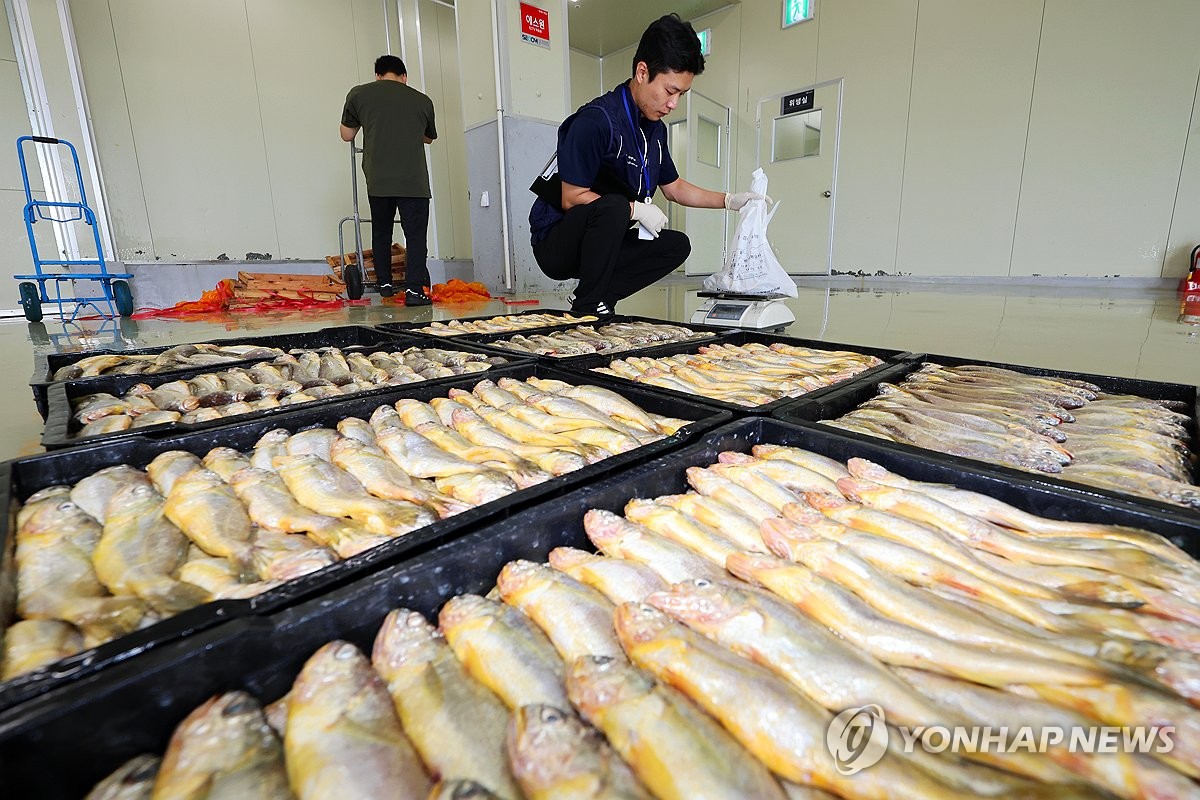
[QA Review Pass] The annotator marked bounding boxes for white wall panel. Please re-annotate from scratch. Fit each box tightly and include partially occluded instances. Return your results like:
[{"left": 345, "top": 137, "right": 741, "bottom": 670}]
[
  {"left": 1165, "top": 69, "right": 1200, "bottom": 278},
  {"left": 896, "top": 0, "right": 1042, "bottom": 276},
  {"left": 569, "top": 48, "right": 599, "bottom": 111},
  {"left": 1011, "top": 0, "right": 1200, "bottom": 277},
  {"left": 816, "top": 0, "right": 917, "bottom": 275},
  {"left": 107, "top": 0, "right": 277, "bottom": 260},
  {"left": 423, "top": 0, "right": 472, "bottom": 259}
]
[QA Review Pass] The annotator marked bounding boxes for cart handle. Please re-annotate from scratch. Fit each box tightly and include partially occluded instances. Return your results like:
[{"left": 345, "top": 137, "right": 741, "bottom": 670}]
[{"left": 31, "top": 136, "right": 59, "bottom": 145}]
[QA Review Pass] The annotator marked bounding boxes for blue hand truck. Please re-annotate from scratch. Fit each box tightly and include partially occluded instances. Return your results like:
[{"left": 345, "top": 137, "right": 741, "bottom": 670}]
[{"left": 15, "top": 135, "right": 135, "bottom": 322}]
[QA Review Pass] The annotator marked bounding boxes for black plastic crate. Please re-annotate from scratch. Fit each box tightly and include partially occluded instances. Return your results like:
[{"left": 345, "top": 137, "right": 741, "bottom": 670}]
[
  {"left": 379, "top": 307, "right": 599, "bottom": 337},
  {"left": 775, "top": 354, "right": 1200, "bottom": 518},
  {"left": 0, "top": 363, "right": 729, "bottom": 713},
  {"left": 3, "top": 416, "right": 1197, "bottom": 798},
  {"left": 555, "top": 329, "right": 916, "bottom": 416},
  {"left": 443, "top": 313, "right": 738, "bottom": 367},
  {"left": 30, "top": 325, "right": 412, "bottom": 419},
  {"left": 41, "top": 333, "right": 529, "bottom": 451}
]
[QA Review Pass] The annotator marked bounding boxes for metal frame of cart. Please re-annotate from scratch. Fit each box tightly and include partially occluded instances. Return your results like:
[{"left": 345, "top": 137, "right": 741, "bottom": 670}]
[{"left": 14, "top": 136, "right": 134, "bottom": 322}]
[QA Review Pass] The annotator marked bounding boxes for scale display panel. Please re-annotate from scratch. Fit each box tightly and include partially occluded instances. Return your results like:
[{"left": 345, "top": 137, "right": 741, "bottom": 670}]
[{"left": 708, "top": 303, "right": 747, "bottom": 320}]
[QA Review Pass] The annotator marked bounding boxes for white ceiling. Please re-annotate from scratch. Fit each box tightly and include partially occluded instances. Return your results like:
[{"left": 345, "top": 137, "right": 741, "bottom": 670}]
[{"left": 566, "top": 0, "right": 737, "bottom": 57}]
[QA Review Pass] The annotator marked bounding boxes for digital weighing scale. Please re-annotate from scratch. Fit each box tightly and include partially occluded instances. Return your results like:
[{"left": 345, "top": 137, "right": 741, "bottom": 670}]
[{"left": 690, "top": 291, "right": 796, "bottom": 330}]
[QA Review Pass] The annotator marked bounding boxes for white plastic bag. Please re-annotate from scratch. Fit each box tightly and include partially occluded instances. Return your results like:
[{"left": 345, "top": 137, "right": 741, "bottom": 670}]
[{"left": 703, "top": 168, "right": 796, "bottom": 297}]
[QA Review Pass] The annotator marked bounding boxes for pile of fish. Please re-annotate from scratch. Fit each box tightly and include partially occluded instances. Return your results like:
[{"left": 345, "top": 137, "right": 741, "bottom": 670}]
[
  {"left": 70, "top": 346, "right": 510, "bottom": 439},
  {"left": 82, "top": 446, "right": 1200, "bottom": 798},
  {"left": 593, "top": 341, "right": 884, "bottom": 407},
  {"left": 828, "top": 363, "right": 1199, "bottom": 508},
  {"left": 51, "top": 342, "right": 288, "bottom": 381},
  {"left": 4, "top": 377, "right": 690, "bottom": 683},
  {"left": 416, "top": 313, "right": 598, "bottom": 337},
  {"left": 485, "top": 321, "right": 712, "bottom": 357}
]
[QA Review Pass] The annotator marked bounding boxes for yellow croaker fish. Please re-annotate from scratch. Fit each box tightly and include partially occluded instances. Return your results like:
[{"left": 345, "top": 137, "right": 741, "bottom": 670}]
[
  {"left": 274, "top": 454, "right": 435, "bottom": 537},
  {"left": 16, "top": 489, "right": 145, "bottom": 646},
  {"left": 555, "top": 384, "right": 665, "bottom": 434},
  {"left": 162, "top": 467, "right": 257, "bottom": 576},
  {"left": 433, "top": 471, "right": 518, "bottom": 506},
  {"left": 716, "top": 451, "right": 843, "bottom": 496},
  {"left": 506, "top": 704, "right": 650, "bottom": 800},
  {"left": 751, "top": 445, "right": 851, "bottom": 482},
  {"left": 249, "top": 430, "right": 291, "bottom": 472},
  {"left": 94, "top": 481, "right": 208, "bottom": 614},
  {"left": 439, "top": 594, "right": 568, "bottom": 710},
  {"left": 249, "top": 530, "right": 336, "bottom": 581},
  {"left": 85, "top": 754, "right": 161, "bottom": 800},
  {"left": 566, "top": 655, "right": 787, "bottom": 800},
  {"left": 202, "top": 447, "right": 253, "bottom": 483},
  {"left": 614, "top": 603, "right": 972, "bottom": 799},
  {"left": 726, "top": 553, "right": 1121, "bottom": 688},
  {"left": 428, "top": 780, "right": 503, "bottom": 799},
  {"left": 335, "top": 417, "right": 376, "bottom": 445},
  {"left": 410, "top": 422, "right": 550, "bottom": 488},
  {"left": 469, "top": 401, "right": 608, "bottom": 456},
  {"left": 146, "top": 451, "right": 203, "bottom": 497},
  {"left": 151, "top": 691, "right": 292, "bottom": 800},
  {"left": 684, "top": 466, "right": 781, "bottom": 523},
  {"left": 371, "top": 610, "right": 522, "bottom": 799},
  {"left": 447, "top": 409, "right": 587, "bottom": 476},
  {"left": 707, "top": 463, "right": 810, "bottom": 512},
  {"left": 582, "top": 509, "right": 728, "bottom": 585},
  {"left": 285, "top": 641, "right": 431, "bottom": 799},
  {"left": 622, "top": 499, "right": 742, "bottom": 567},
  {"left": 228, "top": 467, "right": 391, "bottom": 558},
  {"left": 328, "top": 437, "right": 469, "bottom": 518},
  {"left": 847, "top": 457, "right": 1200, "bottom": 571},
  {"left": 495, "top": 560, "right": 621, "bottom": 661},
  {"left": 285, "top": 428, "right": 339, "bottom": 461},
  {"left": 374, "top": 426, "right": 493, "bottom": 478},
  {"left": 1, "top": 619, "right": 83, "bottom": 680},
  {"left": 547, "top": 547, "right": 668, "bottom": 604},
  {"left": 176, "top": 557, "right": 280, "bottom": 600},
  {"left": 70, "top": 465, "right": 151, "bottom": 523},
  {"left": 654, "top": 493, "right": 767, "bottom": 553}
]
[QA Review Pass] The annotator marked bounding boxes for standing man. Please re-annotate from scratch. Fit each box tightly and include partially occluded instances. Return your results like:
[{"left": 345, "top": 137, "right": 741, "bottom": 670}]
[
  {"left": 341, "top": 55, "right": 437, "bottom": 306},
  {"left": 528, "top": 14, "right": 764, "bottom": 315}
]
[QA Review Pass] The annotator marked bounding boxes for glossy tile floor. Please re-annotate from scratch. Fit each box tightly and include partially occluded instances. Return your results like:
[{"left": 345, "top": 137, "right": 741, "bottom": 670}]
[{"left": 5, "top": 279, "right": 1198, "bottom": 458}]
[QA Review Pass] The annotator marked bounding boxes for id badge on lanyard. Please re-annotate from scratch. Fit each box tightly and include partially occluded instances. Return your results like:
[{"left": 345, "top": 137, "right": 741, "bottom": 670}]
[{"left": 621, "top": 86, "right": 652, "bottom": 203}]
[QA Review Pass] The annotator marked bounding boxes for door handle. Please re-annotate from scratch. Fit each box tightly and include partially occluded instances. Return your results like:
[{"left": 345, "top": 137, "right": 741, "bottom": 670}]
[{"left": 822, "top": 190, "right": 832, "bottom": 198}]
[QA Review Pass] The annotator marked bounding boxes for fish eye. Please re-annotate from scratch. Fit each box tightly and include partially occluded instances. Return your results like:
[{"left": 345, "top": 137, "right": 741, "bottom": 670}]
[{"left": 695, "top": 579, "right": 711, "bottom": 588}]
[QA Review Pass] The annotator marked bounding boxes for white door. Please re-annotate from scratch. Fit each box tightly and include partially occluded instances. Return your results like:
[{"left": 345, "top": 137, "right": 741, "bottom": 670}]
[
  {"left": 681, "top": 91, "right": 730, "bottom": 276},
  {"left": 757, "top": 78, "right": 842, "bottom": 275}
]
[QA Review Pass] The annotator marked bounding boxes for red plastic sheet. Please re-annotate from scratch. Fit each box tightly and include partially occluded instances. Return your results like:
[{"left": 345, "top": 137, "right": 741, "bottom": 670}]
[{"left": 132, "top": 280, "right": 363, "bottom": 320}]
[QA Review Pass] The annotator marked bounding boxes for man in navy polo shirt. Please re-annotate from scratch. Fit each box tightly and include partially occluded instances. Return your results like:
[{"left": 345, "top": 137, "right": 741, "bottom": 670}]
[{"left": 528, "top": 14, "right": 764, "bottom": 316}]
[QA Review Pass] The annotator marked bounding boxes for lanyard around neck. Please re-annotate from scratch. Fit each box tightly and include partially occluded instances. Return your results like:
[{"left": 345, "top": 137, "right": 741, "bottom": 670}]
[{"left": 621, "top": 85, "right": 652, "bottom": 201}]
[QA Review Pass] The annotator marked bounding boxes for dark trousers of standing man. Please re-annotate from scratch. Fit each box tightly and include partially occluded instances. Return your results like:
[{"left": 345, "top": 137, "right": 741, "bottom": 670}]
[
  {"left": 368, "top": 196, "right": 430, "bottom": 293},
  {"left": 533, "top": 194, "right": 690, "bottom": 312}
]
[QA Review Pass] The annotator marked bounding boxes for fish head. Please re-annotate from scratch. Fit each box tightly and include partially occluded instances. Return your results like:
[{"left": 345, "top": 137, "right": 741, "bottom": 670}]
[
  {"left": 845, "top": 458, "right": 893, "bottom": 483},
  {"left": 582, "top": 509, "right": 641, "bottom": 552},
  {"left": 108, "top": 480, "right": 161, "bottom": 512},
  {"left": 292, "top": 640, "right": 373, "bottom": 704},
  {"left": 834, "top": 477, "right": 890, "bottom": 505},
  {"left": 508, "top": 704, "right": 589, "bottom": 766},
  {"left": 565, "top": 655, "right": 652, "bottom": 719},
  {"left": 429, "top": 779, "right": 503, "bottom": 800},
  {"left": 182, "top": 690, "right": 266, "bottom": 742},
  {"left": 760, "top": 517, "right": 821, "bottom": 560},
  {"left": 725, "top": 552, "right": 790, "bottom": 584},
  {"left": 328, "top": 435, "right": 366, "bottom": 459},
  {"left": 612, "top": 602, "right": 678, "bottom": 648},
  {"left": 371, "top": 609, "right": 440, "bottom": 672},
  {"left": 495, "top": 560, "right": 548, "bottom": 602},
  {"left": 547, "top": 547, "right": 597, "bottom": 572},
  {"left": 438, "top": 594, "right": 498, "bottom": 635},
  {"left": 369, "top": 404, "right": 402, "bottom": 427},
  {"left": 254, "top": 429, "right": 291, "bottom": 448},
  {"left": 645, "top": 579, "right": 742, "bottom": 629},
  {"left": 449, "top": 408, "right": 481, "bottom": 427},
  {"left": 716, "top": 451, "right": 755, "bottom": 465},
  {"left": 684, "top": 466, "right": 722, "bottom": 493}
]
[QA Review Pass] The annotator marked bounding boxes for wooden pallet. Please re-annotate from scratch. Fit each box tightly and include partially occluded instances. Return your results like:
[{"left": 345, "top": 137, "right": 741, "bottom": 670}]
[
  {"left": 327, "top": 244, "right": 406, "bottom": 285},
  {"left": 233, "top": 271, "right": 345, "bottom": 303}
]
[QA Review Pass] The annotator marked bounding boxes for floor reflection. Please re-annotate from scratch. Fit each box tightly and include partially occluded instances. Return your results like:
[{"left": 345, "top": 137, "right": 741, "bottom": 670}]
[{"left": 4, "top": 280, "right": 1197, "bottom": 457}]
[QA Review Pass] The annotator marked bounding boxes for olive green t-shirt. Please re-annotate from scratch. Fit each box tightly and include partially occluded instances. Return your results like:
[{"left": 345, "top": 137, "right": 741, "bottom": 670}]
[{"left": 341, "top": 80, "right": 437, "bottom": 197}]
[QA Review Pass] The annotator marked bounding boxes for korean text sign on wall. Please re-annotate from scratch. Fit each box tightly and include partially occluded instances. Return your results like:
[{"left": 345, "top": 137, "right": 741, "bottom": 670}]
[{"left": 520, "top": 3, "right": 550, "bottom": 49}]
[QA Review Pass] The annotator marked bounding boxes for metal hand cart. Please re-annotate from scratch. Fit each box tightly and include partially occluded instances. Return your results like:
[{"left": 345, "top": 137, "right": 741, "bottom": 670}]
[
  {"left": 335, "top": 140, "right": 368, "bottom": 300},
  {"left": 15, "top": 136, "right": 134, "bottom": 322}
]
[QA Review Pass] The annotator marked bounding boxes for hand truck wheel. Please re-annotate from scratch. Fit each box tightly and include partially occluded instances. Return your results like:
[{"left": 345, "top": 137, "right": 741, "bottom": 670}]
[
  {"left": 18, "top": 282, "right": 42, "bottom": 322},
  {"left": 113, "top": 280, "right": 135, "bottom": 317},
  {"left": 344, "top": 264, "right": 364, "bottom": 300}
]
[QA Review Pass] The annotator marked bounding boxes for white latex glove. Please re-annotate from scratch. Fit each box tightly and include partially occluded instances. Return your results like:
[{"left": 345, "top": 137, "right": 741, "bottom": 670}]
[
  {"left": 725, "top": 191, "right": 772, "bottom": 211},
  {"left": 630, "top": 201, "right": 668, "bottom": 238}
]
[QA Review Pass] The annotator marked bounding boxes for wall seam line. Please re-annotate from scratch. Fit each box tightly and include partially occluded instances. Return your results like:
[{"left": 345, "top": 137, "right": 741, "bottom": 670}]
[
  {"left": 1161, "top": 47, "right": 1200, "bottom": 278},
  {"left": 107, "top": 0, "right": 155, "bottom": 260},
  {"left": 243, "top": 0, "right": 282, "bottom": 259},
  {"left": 1007, "top": 0, "right": 1046, "bottom": 278},
  {"left": 893, "top": 0, "right": 920, "bottom": 275}
]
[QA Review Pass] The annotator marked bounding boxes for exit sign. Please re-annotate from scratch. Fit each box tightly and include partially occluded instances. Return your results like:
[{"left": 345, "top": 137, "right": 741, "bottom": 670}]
[
  {"left": 520, "top": 2, "right": 550, "bottom": 48},
  {"left": 697, "top": 28, "right": 712, "bottom": 56},
  {"left": 783, "top": 0, "right": 814, "bottom": 28}
]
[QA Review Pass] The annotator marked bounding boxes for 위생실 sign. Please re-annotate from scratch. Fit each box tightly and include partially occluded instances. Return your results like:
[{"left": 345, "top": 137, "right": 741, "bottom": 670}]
[
  {"left": 520, "top": 3, "right": 550, "bottom": 49},
  {"left": 780, "top": 89, "right": 814, "bottom": 116}
]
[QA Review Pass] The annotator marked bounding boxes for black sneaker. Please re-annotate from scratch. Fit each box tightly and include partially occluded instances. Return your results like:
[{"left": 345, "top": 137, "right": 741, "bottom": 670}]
[
  {"left": 378, "top": 282, "right": 395, "bottom": 298},
  {"left": 404, "top": 288, "right": 432, "bottom": 307}
]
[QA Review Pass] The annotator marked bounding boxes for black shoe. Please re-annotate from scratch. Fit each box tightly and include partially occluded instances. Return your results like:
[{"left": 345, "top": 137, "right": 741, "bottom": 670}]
[
  {"left": 571, "top": 300, "right": 613, "bottom": 316},
  {"left": 404, "top": 288, "right": 432, "bottom": 307},
  {"left": 378, "top": 282, "right": 395, "bottom": 298}
]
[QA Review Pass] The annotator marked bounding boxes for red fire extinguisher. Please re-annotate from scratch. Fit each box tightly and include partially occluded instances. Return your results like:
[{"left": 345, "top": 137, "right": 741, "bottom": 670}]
[{"left": 1181, "top": 245, "right": 1200, "bottom": 323}]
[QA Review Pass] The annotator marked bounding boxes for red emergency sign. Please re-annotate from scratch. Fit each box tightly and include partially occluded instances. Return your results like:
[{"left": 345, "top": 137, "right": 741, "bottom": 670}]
[{"left": 520, "top": 3, "right": 550, "bottom": 46}]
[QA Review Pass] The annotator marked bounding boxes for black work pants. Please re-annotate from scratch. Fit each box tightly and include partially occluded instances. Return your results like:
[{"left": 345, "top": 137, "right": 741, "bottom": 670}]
[
  {"left": 533, "top": 194, "right": 690, "bottom": 310},
  {"left": 368, "top": 196, "right": 430, "bottom": 291}
]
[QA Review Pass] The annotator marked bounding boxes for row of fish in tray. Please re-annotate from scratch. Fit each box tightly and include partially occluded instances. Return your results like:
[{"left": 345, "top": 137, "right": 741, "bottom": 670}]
[
  {"left": 71, "top": 347, "right": 511, "bottom": 439},
  {"left": 592, "top": 342, "right": 883, "bottom": 407},
  {"left": 52, "top": 343, "right": 290, "bottom": 381},
  {"left": 82, "top": 445, "right": 1200, "bottom": 799},
  {"left": 416, "top": 313, "right": 598, "bottom": 337},
  {"left": 828, "top": 363, "right": 1199, "bottom": 509},
  {"left": 485, "top": 322, "right": 712, "bottom": 357},
  {"left": 5, "top": 377, "right": 690, "bottom": 682}
]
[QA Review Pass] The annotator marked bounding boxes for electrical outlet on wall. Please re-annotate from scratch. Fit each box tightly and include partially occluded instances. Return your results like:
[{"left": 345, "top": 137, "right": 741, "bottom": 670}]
[{"left": 480, "top": 191, "right": 490, "bottom": 207}]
